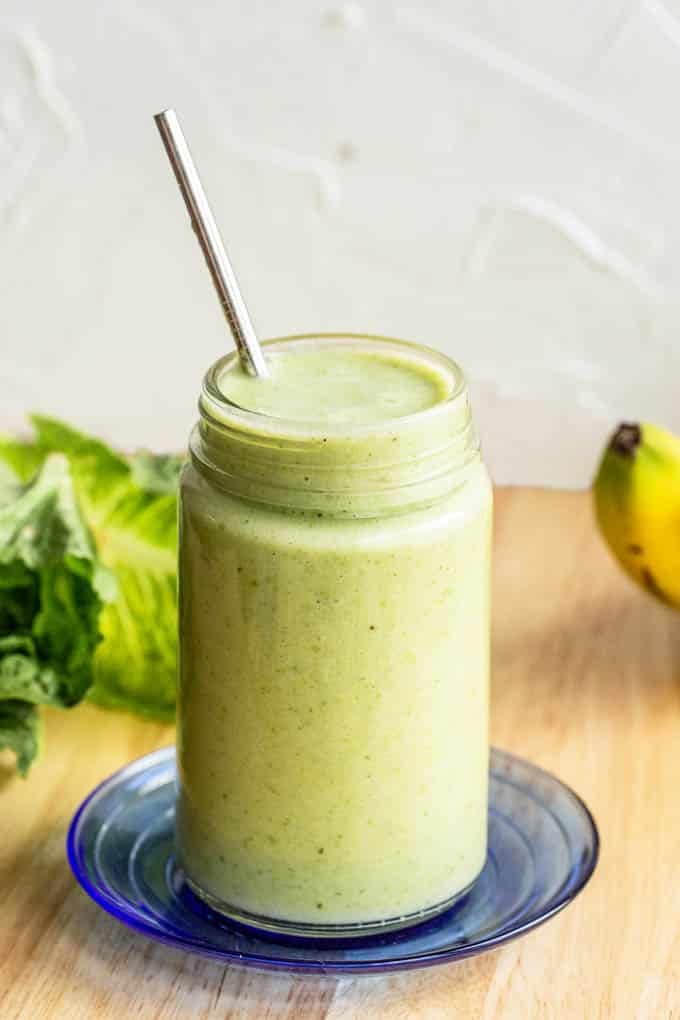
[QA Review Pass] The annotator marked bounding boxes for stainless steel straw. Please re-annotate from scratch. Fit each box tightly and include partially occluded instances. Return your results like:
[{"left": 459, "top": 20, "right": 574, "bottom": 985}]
[{"left": 154, "top": 108, "right": 268, "bottom": 378}]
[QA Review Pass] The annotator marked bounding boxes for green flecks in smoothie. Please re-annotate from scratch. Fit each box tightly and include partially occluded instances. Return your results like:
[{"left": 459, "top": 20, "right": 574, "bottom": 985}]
[
  {"left": 217, "top": 348, "right": 451, "bottom": 424},
  {"left": 177, "top": 343, "right": 491, "bottom": 926}
]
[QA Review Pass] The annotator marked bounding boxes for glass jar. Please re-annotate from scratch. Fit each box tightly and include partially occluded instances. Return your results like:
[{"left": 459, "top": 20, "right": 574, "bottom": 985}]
[{"left": 176, "top": 334, "right": 492, "bottom": 938}]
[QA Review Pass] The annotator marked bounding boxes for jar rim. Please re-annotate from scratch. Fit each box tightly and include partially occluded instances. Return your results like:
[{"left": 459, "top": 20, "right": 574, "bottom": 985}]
[{"left": 200, "top": 333, "right": 468, "bottom": 440}]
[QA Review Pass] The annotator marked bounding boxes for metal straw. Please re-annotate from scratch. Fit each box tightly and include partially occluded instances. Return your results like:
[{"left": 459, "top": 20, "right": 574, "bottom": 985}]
[{"left": 154, "top": 108, "right": 268, "bottom": 378}]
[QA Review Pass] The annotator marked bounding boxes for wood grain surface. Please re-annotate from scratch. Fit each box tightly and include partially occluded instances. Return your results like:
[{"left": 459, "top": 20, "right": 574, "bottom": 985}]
[{"left": 2, "top": 489, "right": 679, "bottom": 1019}]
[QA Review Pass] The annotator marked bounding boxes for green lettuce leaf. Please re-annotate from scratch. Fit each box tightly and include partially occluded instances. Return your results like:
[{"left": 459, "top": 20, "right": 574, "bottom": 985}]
[
  {"left": 0, "top": 454, "right": 109, "bottom": 772},
  {"left": 0, "top": 418, "right": 182, "bottom": 722},
  {"left": 0, "top": 700, "right": 41, "bottom": 776},
  {"left": 0, "top": 438, "right": 45, "bottom": 484}
]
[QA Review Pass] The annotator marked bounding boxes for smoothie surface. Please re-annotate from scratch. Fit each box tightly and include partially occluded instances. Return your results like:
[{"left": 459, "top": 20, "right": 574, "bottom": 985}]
[{"left": 216, "top": 347, "right": 452, "bottom": 425}]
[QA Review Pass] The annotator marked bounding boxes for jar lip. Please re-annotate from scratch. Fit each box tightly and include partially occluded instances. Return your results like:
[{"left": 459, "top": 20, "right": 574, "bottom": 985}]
[{"left": 200, "top": 333, "right": 468, "bottom": 440}]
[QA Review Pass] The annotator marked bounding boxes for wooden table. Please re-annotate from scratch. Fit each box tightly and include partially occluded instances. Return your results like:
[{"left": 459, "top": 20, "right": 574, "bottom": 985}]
[{"left": 2, "top": 489, "right": 679, "bottom": 1019}]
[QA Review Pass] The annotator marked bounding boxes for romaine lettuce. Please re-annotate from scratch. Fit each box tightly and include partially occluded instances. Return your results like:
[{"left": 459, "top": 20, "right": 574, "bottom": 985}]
[
  {"left": 0, "top": 417, "right": 183, "bottom": 737},
  {"left": 0, "top": 454, "right": 111, "bottom": 773}
]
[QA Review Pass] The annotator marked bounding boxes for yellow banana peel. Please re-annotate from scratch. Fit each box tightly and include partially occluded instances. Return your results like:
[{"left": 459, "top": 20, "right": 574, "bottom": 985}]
[{"left": 593, "top": 421, "right": 680, "bottom": 608}]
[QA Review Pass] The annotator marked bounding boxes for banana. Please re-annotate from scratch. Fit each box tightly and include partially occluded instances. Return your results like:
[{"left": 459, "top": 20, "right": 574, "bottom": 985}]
[{"left": 593, "top": 421, "right": 680, "bottom": 608}]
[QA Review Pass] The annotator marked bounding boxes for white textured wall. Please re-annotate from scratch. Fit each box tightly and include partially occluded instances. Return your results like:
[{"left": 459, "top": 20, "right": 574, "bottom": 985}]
[{"left": 2, "top": 0, "right": 680, "bottom": 486}]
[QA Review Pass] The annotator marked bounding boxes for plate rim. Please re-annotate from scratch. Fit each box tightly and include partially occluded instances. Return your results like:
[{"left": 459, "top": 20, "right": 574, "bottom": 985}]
[{"left": 66, "top": 745, "right": 600, "bottom": 974}]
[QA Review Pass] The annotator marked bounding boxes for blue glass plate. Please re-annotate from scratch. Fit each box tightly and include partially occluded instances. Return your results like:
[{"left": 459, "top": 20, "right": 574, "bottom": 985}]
[{"left": 67, "top": 747, "right": 598, "bottom": 973}]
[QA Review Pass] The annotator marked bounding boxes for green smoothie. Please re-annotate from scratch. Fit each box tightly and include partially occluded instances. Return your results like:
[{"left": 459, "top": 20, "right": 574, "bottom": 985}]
[
  {"left": 177, "top": 335, "right": 492, "bottom": 933},
  {"left": 220, "top": 346, "right": 450, "bottom": 422}
]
